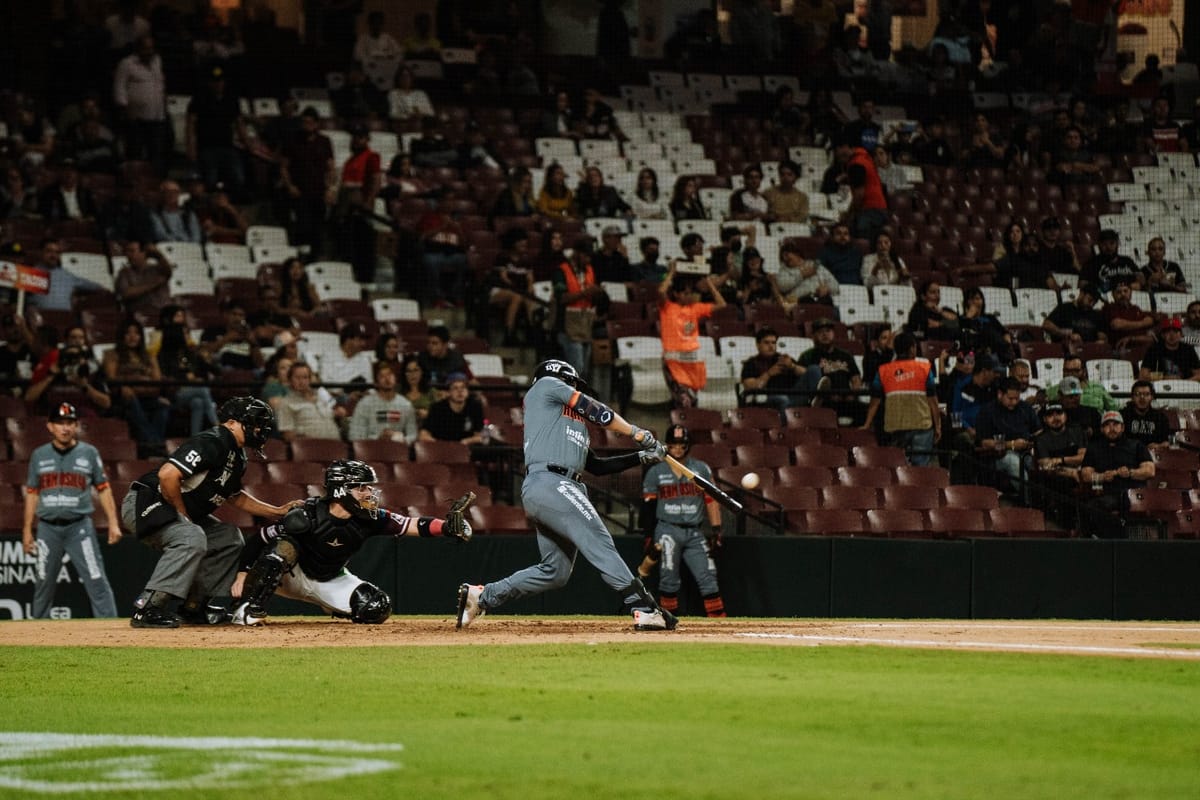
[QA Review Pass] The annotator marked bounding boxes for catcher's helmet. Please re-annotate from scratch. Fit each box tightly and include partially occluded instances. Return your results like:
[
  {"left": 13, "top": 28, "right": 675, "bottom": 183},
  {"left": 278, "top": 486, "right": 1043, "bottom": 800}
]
[
  {"left": 532, "top": 359, "right": 588, "bottom": 391},
  {"left": 324, "top": 459, "right": 381, "bottom": 519},
  {"left": 218, "top": 396, "right": 275, "bottom": 450},
  {"left": 664, "top": 424, "right": 691, "bottom": 454}
]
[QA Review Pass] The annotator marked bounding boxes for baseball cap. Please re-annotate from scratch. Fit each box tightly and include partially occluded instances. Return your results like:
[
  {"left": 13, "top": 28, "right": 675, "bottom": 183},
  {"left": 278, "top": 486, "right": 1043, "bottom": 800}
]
[
  {"left": 1098, "top": 228, "right": 1120, "bottom": 242},
  {"left": 812, "top": 318, "right": 836, "bottom": 332},
  {"left": 49, "top": 402, "right": 78, "bottom": 422},
  {"left": 1058, "top": 376, "right": 1083, "bottom": 395},
  {"left": 445, "top": 371, "right": 469, "bottom": 387},
  {"left": 1041, "top": 402, "right": 1065, "bottom": 416},
  {"left": 1101, "top": 410, "right": 1123, "bottom": 425},
  {"left": 601, "top": 225, "right": 625, "bottom": 238},
  {"left": 1162, "top": 316, "right": 1183, "bottom": 331}
]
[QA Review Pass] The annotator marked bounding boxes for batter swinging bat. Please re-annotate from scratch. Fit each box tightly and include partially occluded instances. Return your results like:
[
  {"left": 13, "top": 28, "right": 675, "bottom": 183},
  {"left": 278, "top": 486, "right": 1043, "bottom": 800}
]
[{"left": 664, "top": 454, "right": 744, "bottom": 513}]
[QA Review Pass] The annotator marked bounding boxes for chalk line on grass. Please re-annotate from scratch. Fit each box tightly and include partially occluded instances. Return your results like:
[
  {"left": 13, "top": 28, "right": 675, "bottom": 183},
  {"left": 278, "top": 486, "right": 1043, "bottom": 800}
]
[{"left": 0, "top": 732, "right": 404, "bottom": 794}]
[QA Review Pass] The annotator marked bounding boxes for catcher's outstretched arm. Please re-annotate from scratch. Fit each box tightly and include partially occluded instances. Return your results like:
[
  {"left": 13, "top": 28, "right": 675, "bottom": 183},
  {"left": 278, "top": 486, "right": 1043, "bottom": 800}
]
[{"left": 395, "top": 491, "right": 476, "bottom": 541}]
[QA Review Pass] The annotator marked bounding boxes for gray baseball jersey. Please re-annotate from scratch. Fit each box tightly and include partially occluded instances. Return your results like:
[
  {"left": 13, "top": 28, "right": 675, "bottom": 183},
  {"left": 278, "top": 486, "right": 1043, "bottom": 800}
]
[
  {"left": 642, "top": 458, "right": 712, "bottom": 527},
  {"left": 522, "top": 374, "right": 590, "bottom": 472},
  {"left": 27, "top": 441, "right": 108, "bottom": 520}
]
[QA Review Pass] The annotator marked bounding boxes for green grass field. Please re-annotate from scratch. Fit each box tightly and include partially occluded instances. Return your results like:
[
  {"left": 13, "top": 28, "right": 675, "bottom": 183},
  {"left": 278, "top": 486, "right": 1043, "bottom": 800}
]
[{"left": 1, "top": 635, "right": 1198, "bottom": 799}]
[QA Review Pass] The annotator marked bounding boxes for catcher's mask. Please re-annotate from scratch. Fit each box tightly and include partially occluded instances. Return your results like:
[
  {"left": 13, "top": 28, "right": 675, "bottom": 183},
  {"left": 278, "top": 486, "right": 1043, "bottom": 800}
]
[
  {"left": 664, "top": 424, "right": 691, "bottom": 456},
  {"left": 218, "top": 396, "right": 275, "bottom": 454},
  {"left": 532, "top": 358, "right": 589, "bottom": 393},
  {"left": 324, "top": 459, "right": 381, "bottom": 520}
]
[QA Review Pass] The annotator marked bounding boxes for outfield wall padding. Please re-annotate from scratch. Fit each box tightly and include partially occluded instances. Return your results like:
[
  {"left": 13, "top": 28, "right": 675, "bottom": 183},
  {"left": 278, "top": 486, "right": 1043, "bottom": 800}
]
[{"left": 0, "top": 535, "right": 1196, "bottom": 620}]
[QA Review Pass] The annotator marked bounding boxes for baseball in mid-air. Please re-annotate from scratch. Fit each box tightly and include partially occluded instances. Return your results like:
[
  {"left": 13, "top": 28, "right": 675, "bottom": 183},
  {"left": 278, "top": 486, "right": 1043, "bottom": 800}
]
[{"left": 740, "top": 472, "right": 760, "bottom": 490}]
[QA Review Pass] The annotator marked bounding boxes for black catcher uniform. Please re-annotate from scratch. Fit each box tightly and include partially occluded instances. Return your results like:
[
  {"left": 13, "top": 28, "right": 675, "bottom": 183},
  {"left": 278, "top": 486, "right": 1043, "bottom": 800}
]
[{"left": 233, "top": 459, "right": 473, "bottom": 625}]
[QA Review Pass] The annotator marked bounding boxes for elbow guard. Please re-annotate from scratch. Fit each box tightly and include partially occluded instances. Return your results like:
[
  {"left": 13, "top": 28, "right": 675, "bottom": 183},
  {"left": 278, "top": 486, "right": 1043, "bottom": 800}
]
[{"left": 570, "top": 393, "right": 615, "bottom": 426}]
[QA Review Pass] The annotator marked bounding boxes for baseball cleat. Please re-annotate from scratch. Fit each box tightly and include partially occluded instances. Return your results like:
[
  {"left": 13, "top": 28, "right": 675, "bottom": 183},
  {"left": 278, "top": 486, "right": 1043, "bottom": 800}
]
[
  {"left": 177, "top": 602, "right": 232, "bottom": 625},
  {"left": 456, "top": 583, "right": 485, "bottom": 629},
  {"left": 632, "top": 607, "right": 677, "bottom": 631},
  {"left": 231, "top": 602, "right": 267, "bottom": 627},
  {"left": 130, "top": 605, "right": 181, "bottom": 629}
]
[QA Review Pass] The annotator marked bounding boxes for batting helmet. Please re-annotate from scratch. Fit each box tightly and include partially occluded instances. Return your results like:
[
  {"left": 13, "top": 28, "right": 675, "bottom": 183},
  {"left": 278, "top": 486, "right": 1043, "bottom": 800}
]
[
  {"left": 532, "top": 358, "right": 589, "bottom": 392},
  {"left": 218, "top": 396, "right": 275, "bottom": 450},
  {"left": 324, "top": 459, "right": 381, "bottom": 520},
  {"left": 664, "top": 424, "right": 691, "bottom": 454}
]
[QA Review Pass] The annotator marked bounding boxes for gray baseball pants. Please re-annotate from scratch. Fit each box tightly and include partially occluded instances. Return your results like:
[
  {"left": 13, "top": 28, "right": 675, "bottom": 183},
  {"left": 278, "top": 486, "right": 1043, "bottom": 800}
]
[
  {"left": 32, "top": 518, "right": 117, "bottom": 618},
  {"left": 120, "top": 492, "right": 243, "bottom": 602},
  {"left": 480, "top": 469, "right": 637, "bottom": 609}
]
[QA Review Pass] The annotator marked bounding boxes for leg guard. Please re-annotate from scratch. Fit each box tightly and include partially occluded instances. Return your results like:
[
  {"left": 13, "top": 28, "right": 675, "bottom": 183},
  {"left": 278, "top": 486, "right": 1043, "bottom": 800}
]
[
  {"left": 240, "top": 537, "right": 298, "bottom": 618},
  {"left": 349, "top": 582, "right": 392, "bottom": 624}
]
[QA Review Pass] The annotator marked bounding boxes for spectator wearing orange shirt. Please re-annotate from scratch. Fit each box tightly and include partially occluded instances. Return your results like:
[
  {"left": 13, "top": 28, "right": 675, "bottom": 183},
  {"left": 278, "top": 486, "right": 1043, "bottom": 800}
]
[{"left": 657, "top": 261, "right": 725, "bottom": 408}]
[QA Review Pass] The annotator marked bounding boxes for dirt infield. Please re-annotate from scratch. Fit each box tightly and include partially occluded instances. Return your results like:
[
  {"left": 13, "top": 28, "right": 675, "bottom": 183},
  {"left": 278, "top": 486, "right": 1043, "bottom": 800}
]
[{"left": 5, "top": 618, "right": 1200, "bottom": 659}]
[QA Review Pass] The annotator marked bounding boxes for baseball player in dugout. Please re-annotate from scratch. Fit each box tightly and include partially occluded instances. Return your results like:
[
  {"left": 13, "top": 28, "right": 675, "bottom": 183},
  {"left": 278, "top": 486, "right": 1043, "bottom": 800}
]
[
  {"left": 230, "top": 459, "right": 474, "bottom": 626},
  {"left": 456, "top": 358, "right": 680, "bottom": 631},
  {"left": 22, "top": 402, "right": 122, "bottom": 618},
  {"left": 122, "top": 396, "right": 301, "bottom": 629},
  {"left": 637, "top": 424, "right": 726, "bottom": 617}
]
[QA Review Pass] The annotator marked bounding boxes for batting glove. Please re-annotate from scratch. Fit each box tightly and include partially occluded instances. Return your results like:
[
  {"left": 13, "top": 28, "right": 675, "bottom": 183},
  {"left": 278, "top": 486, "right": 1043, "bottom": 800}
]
[{"left": 444, "top": 491, "right": 476, "bottom": 542}]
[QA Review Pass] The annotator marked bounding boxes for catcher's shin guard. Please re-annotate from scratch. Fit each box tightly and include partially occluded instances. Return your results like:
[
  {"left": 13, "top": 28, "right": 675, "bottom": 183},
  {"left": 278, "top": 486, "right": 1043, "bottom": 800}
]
[{"left": 240, "top": 545, "right": 294, "bottom": 619}]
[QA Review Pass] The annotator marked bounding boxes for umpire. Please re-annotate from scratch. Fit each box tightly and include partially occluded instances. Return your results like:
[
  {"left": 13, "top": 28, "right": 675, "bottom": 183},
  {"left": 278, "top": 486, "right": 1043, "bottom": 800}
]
[
  {"left": 21, "top": 402, "right": 121, "bottom": 618},
  {"left": 122, "top": 396, "right": 303, "bottom": 628}
]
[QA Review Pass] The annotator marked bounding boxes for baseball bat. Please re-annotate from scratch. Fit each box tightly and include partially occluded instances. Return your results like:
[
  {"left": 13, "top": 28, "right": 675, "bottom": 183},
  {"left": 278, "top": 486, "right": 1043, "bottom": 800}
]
[{"left": 664, "top": 454, "right": 744, "bottom": 513}]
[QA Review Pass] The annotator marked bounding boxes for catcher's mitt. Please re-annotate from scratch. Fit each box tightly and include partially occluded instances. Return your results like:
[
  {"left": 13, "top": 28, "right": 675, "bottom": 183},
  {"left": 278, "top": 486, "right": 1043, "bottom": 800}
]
[{"left": 444, "top": 491, "right": 476, "bottom": 542}]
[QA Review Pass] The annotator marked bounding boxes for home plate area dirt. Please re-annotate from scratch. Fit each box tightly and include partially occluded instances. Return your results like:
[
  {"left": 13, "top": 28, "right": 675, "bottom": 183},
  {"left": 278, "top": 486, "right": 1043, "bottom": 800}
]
[{"left": 6, "top": 618, "right": 1200, "bottom": 659}]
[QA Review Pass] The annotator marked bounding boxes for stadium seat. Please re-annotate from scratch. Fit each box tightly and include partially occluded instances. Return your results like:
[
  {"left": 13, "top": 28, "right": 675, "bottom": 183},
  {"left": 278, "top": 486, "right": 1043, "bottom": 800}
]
[
  {"left": 689, "top": 443, "right": 735, "bottom": 469},
  {"left": 783, "top": 407, "right": 838, "bottom": 429},
  {"left": 799, "top": 509, "right": 865, "bottom": 536},
  {"left": 734, "top": 444, "right": 791, "bottom": 469},
  {"left": 376, "top": 483, "right": 432, "bottom": 508},
  {"left": 351, "top": 440, "right": 413, "bottom": 465},
  {"left": 390, "top": 462, "right": 451, "bottom": 486},
  {"left": 820, "top": 485, "right": 880, "bottom": 510},
  {"left": 941, "top": 485, "right": 1001, "bottom": 510},
  {"left": 850, "top": 446, "right": 907, "bottom": 468},
  {"left": 1126, "top": 487, "right": 1185, "bottom": 516},
  {"left": 669, "top": 407, "right": 724, "bottom": 434},
  {"left": 866, "top": 509, "right": 929, "bottom": 539},
  {"left": 882, "top": 484, "right": 943, "bottom": 511},
  {"left": 836, "top": 466, "right": 894, "bottom": 488},
  {"left": 793, "top": 444, "right": 849, "bottom": 468},
  {"left": 926, "top": 508, "right": 989, "bottom": 539},
  {"left": 432, "top": 482, "right": 491, "bottom": 506},
  {"left": 776, "top": 465, "right": 835, "bottom": 487},
  {"left": 762, "top": 483, "right": 818, "bottom": 510},
  {"left": 727, "top": 406, "right": 781, "bottom": 430},
  {"left": 710, "top": 427, "right": 765, "bottom": 447},
  {"left": 267, "top": 461, "right": 326, "bottom": 485},
  {"left": 289, "top": 438, "right": 350, "bottom": 463},
  {"left": 413, "top": 441, "right": 473, "bottom": 464},
  {"left": 987, "top": 507, "right": 1053, "bottom": 538}
]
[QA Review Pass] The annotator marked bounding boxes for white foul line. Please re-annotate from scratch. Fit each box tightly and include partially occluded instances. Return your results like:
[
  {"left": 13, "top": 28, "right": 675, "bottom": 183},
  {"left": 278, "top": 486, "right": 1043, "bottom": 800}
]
[{"left": 735, "top": 632, "right": 1200, "bottom": 659}]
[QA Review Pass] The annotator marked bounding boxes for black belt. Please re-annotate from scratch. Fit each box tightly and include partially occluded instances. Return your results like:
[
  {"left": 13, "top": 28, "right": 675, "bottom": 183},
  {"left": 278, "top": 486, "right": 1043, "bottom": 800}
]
[
  {"left": 547, "top": 464, "right": 584, "bottom": 482},
  {"left": 41, "top": 516, "right": 86, "bottom": 525}
]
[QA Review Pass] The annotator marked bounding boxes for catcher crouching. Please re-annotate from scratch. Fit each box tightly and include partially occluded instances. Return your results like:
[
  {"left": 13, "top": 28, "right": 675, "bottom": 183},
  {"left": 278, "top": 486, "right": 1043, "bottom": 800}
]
[{"left": 231, "top": 459, "right": 473, "bottom": 625}]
